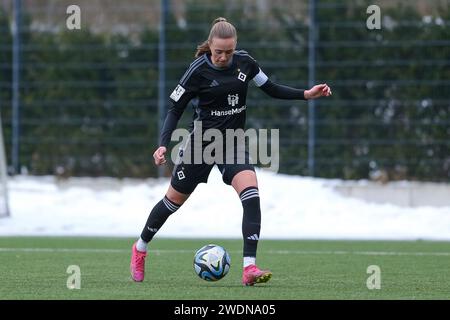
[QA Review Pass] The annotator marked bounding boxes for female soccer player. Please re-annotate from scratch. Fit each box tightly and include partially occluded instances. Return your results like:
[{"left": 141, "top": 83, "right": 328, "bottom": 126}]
[{"left": 130, "top": 17, "right": 332, "bottom": 286}]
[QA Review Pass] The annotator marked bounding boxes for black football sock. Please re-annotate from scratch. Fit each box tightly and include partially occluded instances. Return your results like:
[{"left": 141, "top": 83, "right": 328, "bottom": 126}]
[
  {"left": 140, "top": 196, "right": 181, "bottom": 243},
  {"left": 240, "top": 187, "right": 261, "bottom": 257}
]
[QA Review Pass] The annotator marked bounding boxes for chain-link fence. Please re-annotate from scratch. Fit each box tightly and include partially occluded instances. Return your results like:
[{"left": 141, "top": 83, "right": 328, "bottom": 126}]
[{"left": 0, "top": 0, "right": 449, "bottom": 181}]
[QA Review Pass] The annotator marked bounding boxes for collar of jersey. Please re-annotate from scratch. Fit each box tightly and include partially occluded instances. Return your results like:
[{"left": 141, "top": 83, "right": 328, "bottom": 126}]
[{"left": 205, "top": 53, "right": 234, "bottom": 71}]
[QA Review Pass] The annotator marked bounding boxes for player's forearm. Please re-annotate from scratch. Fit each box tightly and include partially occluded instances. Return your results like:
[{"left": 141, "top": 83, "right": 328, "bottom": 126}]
[
  {"left": 159, "top": 110, "right": 181, "bottom": 148},
  {"left": 259, "top": 79, "right": 307, "bottom": 100}
]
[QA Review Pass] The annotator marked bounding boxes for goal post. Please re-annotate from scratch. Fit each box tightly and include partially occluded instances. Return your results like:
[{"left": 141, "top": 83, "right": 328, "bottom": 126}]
[{"left": 0, "top": 113, "right": 10, "bottom": 218}]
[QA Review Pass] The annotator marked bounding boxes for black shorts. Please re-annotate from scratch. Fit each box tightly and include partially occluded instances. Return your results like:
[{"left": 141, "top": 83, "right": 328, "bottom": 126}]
[{"left": 170, "top": 141, "right": 255, "bottom": 195}]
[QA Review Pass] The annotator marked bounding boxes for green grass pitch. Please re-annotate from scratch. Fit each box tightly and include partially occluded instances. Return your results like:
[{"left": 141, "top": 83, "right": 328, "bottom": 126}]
[{"left": 0, "top": 237, "right": 449, "bottom": 300}]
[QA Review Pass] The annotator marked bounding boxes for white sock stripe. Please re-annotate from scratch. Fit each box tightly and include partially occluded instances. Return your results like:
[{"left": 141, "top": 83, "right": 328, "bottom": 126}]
[
  {"left": 162, "top": 198, "right": 172, "bottom": 210},
  {"left": 240, "top": 187, "right": 258, "bottom": 196},
  {"left": 240, "top": 188, "right": 259, "bottom": 200},
  {"left": 240, "top": 190, "right": 259, "bottom": 201},
  {"left": 163, "top": 197, "right": 179, "bottom": 212},
  {"left": 166, "top": 199, "right": 180, "bottom": 212},
  {"left": 240, "top": 194, "right": 259, "bottom": 202},
  {"left": 162, "top": 198, "right": 173, "bottom": 211},
  {"left": 165, "top": 197, "right": 180, "bottom": 208},
  {"left": 240, "top": 190, "right": 259, "bottom": 198},
  {"left": 241, "top": 194, "right": 260, "bottom": 202},
  {"left": 240, "top": 191, "right": 258, "bottom": 200}
]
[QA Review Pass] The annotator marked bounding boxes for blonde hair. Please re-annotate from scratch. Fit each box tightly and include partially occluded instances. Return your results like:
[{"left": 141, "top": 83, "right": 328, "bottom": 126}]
[{"left": 195, "top": 17, "right": 237, "bottom": 58}]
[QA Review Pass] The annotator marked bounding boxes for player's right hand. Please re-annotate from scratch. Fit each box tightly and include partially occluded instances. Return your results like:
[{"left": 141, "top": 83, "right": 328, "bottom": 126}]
[{"left": 153, "top": 146, "right": 167, "bottom": 165}]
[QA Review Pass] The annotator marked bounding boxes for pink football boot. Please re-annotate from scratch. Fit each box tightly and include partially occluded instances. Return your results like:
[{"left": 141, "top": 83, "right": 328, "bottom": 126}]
[
  {"left": 242, "top": 264, "right": 272, "bottom": 286},
  {"left": 130, "top": 242, "right": 147, "bottom": 282}
]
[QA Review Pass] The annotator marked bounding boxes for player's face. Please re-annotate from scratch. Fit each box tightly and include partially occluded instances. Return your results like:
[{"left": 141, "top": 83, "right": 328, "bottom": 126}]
[{"left": 209, "top": 37, "right": 236, "bottom": 67}]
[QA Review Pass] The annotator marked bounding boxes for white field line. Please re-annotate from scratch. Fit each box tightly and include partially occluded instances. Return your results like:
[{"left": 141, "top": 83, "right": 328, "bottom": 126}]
[{"left": 0, "top": 247, "right": 450, "bottom": 256}]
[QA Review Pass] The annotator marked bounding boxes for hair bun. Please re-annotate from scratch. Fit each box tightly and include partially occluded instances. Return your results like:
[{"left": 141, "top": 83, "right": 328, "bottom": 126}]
[{"left": 213, "top": 17, "right": 227, "bottom": 25}]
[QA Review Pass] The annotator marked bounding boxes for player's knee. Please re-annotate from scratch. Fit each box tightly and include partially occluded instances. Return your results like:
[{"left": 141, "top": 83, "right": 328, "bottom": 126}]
[
  {"left": 231, "top": 170, "right": 258, "bottom": 194},
  {"left": 166, "top": 187, "right": 190, "bottom": 206}
]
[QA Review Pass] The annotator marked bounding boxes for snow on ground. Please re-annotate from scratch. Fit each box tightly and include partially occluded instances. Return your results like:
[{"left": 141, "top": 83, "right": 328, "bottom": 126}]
[{"left": 0, "top": 169, "right": 449, "bottom": 240}]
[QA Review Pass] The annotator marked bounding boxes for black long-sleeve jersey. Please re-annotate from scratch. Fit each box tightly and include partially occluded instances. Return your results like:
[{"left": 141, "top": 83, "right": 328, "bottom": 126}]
[{"left": 160, "top": 50, "right": 306, "bottom": 147}]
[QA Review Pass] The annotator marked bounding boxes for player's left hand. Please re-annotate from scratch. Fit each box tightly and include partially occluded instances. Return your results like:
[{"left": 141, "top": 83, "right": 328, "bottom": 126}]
[{"left": 304, "top": 84, "right": 332, "bottom": 99}]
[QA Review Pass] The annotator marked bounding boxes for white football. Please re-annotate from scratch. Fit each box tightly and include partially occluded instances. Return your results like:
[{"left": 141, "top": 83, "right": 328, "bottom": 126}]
[{"left": 193, "top": 244, "right": 231, "bottom": 281}]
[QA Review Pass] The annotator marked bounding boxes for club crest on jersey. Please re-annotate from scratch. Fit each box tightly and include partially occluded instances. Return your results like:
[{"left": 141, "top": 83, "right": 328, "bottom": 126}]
[
  {"left": 177, "top": 170, "right": 186, "bottom": 180},
  {"left": 228, "top": 94, "right": 239, "bottom": 107},
  {"left": 238, "top": 72, "right": 247, "bottom": 82},
  {"left": 170, "top": 84, "right": 185, "bottom": 102}
]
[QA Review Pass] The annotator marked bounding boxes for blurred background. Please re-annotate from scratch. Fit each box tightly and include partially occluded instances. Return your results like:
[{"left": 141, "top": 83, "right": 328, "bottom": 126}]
[
  {"left": 0, "top": 0, "right": 449, "bottom": 238},
  {"left": 0, "top": 0, "right": 448, "bottom": 181}
]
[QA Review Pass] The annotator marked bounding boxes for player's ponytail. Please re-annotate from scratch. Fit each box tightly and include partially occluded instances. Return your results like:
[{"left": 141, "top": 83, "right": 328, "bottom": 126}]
[{"left": 195, "top": 17, "right": 237, "bottom": 58}]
